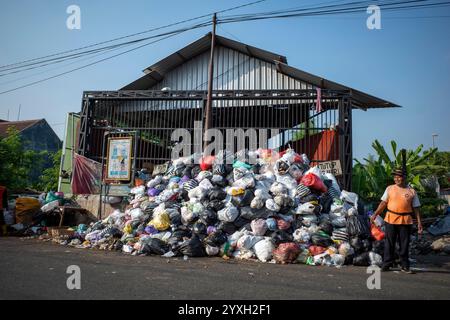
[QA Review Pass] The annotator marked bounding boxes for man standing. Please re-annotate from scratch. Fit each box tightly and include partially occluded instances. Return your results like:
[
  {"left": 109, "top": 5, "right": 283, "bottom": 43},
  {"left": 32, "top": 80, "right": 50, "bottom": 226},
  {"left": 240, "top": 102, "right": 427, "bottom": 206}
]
[{"left": 370, "top": 168, "right": 423, "bottom": 273}]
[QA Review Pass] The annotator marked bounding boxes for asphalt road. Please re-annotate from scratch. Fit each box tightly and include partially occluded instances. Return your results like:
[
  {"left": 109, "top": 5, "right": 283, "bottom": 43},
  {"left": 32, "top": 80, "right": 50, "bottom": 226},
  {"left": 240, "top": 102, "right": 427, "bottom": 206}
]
[{"left": 0, "top": 237, "right": 449, "bottom": 300}]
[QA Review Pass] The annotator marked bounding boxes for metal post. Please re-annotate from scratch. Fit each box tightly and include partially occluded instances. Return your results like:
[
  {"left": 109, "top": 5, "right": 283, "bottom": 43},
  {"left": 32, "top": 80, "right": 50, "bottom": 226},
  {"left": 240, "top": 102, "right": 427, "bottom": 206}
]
[{"left": 203, "top": 13, "right": 217, "bottom": 151}]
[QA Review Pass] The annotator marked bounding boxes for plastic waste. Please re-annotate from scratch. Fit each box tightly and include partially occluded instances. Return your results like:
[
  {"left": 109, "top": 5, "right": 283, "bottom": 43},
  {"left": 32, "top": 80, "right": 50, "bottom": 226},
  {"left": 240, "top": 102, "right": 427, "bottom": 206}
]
[{"left": 254, "top": 237, "right": 275, "bottom": 262}]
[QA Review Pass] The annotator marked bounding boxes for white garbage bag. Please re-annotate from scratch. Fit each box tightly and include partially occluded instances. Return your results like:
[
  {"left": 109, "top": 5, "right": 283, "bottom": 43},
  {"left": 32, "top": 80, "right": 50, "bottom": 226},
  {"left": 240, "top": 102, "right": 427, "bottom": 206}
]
[{"left": 254, "top": 237, "right": 275, "bottom": 262}]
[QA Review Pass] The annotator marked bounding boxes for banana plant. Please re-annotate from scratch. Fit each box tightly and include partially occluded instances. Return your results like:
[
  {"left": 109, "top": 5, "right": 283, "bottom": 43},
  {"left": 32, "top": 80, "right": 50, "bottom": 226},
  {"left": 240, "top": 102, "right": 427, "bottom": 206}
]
[{"left": 353, "top": 140, "right": 445, "bottom": 202}]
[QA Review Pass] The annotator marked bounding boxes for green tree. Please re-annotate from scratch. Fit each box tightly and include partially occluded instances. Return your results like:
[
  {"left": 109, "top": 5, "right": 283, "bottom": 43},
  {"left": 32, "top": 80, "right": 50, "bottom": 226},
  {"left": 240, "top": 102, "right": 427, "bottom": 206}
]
[
  {"left": 35, "top": 149, "right": 62, "bottom": 192},
  {"left": 0, "top": 128, "right": 42, "bottom": 191},
  {"left": 352, "top": 140, "right": 448, "bottom": 216}
]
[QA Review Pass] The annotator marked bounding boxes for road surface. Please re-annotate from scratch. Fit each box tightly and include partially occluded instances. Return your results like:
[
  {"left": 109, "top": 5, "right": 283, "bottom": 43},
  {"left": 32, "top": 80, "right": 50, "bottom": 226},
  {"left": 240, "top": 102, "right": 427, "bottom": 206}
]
[{"left": 0, "top": 237, "right": 449, "bottom": 300}]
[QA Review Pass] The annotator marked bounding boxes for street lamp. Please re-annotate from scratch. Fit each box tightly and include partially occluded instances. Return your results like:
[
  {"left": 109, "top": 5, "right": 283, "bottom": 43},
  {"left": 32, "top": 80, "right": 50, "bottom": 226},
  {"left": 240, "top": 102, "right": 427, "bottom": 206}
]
[{"left": 432, "top": 134, "right": 438, "bottom": 148}]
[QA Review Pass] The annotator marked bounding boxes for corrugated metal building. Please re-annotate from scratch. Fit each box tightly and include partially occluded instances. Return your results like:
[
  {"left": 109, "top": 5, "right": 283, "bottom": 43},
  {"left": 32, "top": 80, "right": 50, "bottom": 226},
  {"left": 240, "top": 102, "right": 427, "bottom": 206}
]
[{"left": 76, "top": 33, "right": 398, "bottom": 190}]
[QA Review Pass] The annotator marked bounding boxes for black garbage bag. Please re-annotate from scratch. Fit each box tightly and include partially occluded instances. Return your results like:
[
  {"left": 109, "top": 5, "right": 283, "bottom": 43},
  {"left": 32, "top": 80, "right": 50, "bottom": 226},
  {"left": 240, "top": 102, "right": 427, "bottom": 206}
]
[
  {"left": 252, "top": 163, "right": 261, "bottom": 175},
  {"left": 353, "top": 252, "right": 371, "bottom": 266},
  {"left": 320, "top": 194, "right": 333, "bottom": 214},
  {"left": 140, "top": 238, "right": 170, "bottom": 256},
  {"left": 344, "top": 254, "right": 354, "bottom": 265},
  {"left": 174, "top": 166, "right": 185, "bottom": 177},
  {"left": 298, "top": 193, "right": 320, "bottom": 204},
  {"left": 361, "top": 238, "right": 373, "bottom": 252},
  {"left": 217, "top": 221, "right": 238, "bottom": 235},
  {"left": 372, "top": 240, "right": 385, "bottom": 256},
  {"left": 271, "top": 230, "right": 293, "bottom": 245},
  {"left": 319, "top": 220, "right": 333, "bottom": 235},
  {"left": 240, "top": 206, "right": 270, "bottom": 220},
  {"left": 211, "top": 175, "right": 228, "bottom": 188},
  {"left": 199, "top": 209, "right": 218, "bottom": 226},
  {"left": 311, "top": 231, "right": 333, "bottom": 247},
  {"left": 113, "top": 240, "right": 123, "bottom": 251},
  {"left": 179, "top": 235, "right": 206, "bottom": 257},
  {"left": 233, "top": 216, "right": 250, "bottom": 229},
  {"left": 346, "top": 215, "right": 371, "bottom": 239},
  {"left": 204, "top": 229, "right": 228, "bottom": 247},
  {"left": 205, "top": 200, "right": 225, "bottom": 212},
  {"left": 171, "top": 227, "right": 192, "bottom": 240},
  {"left": 182, "top": 166, "right": 193, "bottom": 178},
  {"left": 291, "top": 218, "right": 304, "bottom": 231},
  {"left": 192, "top": 221, "right": 207, "bottom": 235},
  {"left": 191, "top": 166, "right": 202, "bottom": 179},
  {"left": 212, "top": 164, "right": 227, "bottom": 176},
  {"left": 170, "top": 213, "right": 182, "bottom": 227},
  {"left": 350, "top": 237, "right": 364, "bottom": 254},
  {"left": 231, "top": 189, "right": 255, "bottom": 208},
  {"left": 208, "top": 188, "right": 227, "bottom": 201}
]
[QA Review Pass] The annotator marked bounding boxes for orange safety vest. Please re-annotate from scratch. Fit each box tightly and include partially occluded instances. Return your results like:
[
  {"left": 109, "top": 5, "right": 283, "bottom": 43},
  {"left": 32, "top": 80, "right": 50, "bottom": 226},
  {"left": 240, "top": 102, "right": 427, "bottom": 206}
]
[{"left": 384, "top": 185, "right": 416, "bottom": 225}]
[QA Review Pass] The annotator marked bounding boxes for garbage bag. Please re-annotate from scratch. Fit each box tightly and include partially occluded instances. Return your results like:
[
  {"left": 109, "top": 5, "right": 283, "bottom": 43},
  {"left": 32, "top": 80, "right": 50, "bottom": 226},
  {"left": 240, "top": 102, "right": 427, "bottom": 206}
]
[
  {"left": 301, "top": 214, "right": 318, "bottom": 227},
  {"left": 206, "top": 200, "right": 225, "bottom": 212},
  {"left": 237, "top": 234, "right": 264, "bottom": 250},
  {"left": 331, "top": 217, "right": 347, "bottom": 228},
  {"left": 369, "top": 251, "right": 383, "bottom": 266},
  {"left": 251, "top": 219, "right": 268, "bottom": 236},
  {"left": 300, "top": 173, "right": 327, "bottom": 193},
  {"left": 276, "top": 217, "right": 291, "bottom": 231},
  {"left": 320, "top": 193, "right": 333, "bottom": 214},
  {"left": 240, "top": 206, "right": 269, "bottom": 220},
  {"left": 298, "top": 194, "right": 320, "bottom": 204},
  {"left": 428, "top": 215, "right": 450, "bottom": 236},
  {"left": 273, "top": 242, "right": 300, "bottom": 264},
  {"left": 266, "top": 217, "right": 277, "bottom": 231},
  {"left": 270, "top": 182, "right": 288, "bottom": 196},
  {"left": 218, "top": 204, "right": 239, "bottom": 222},
  {"left": 233, "top": 216, "right": 250, "bottom": 229},
  {"left": 353, "top": 252, "right": 370, "bottom": 266},
  {"left": 293, "top": 227, "right": 311, "bottom": 243},
  {"left": 319, "top": 220, "right": 333, "bottom": 235},
  {"left": 371, "top": 224, "right": 385, "bottom": 241},
  {"left": 139, "top": 238, "right": 170, "bottom": 255},
  {"left": 205, "top": 245, "right": 220, "bottom": 256},
  {"left": 346, "top": 214, "right": 370, "bottom": 239},
  {"left": 372, "top": 240, "right": 384, "bottom": 256},
  {"left": 296, "top": 183, "right": 311, "bottom": 198},
  {"left": 274, "top": 159, "right": 290, "bottom": 175},
  {"left": 274, "top": 194, "right": 294, "bottom": 209},
  {"left": 178, "top": 235, "right": 206, "bottom": 257},
  {"left": 266, "top": 199, "right": 281, "bottom": 212},
  {"left": 211, "top": 175, "right": 228, "bottom": 187},
  {"left": 192, "top": 221, "right": 207, "bottom": 235},
  {"left": 338, "top": 242, "right": 354, "bottom": 257},
  {"left": 231, "top": 189, "right": 255, "bottom": 207},
  {"left": 295, "top": 202, "right": 317, "bottom": 215},
  {"left": 208, "top": 188, "right": 227, "bottom": 201},
  {"left": 183, "top": 179, "right": 199, "bottom": 192},
  {"left": 311, "top": 231, "right": 333, "bottom": 247},
  {"left": 199, "top": 156, "right": 215, "bottom": 171},
  {"left": 271, "top": 230, "right": 293, "bottom": 245},
  {"left": 204, "top": 229, "right": 228, "bottom": 247},
  {"left": 340, "top": 190, "right": 358, "bottom": 208},
  {"left": 350, "top": 237, "right": 364, "bottom": 254},
  {"left": 148, "top": 212, "right": 171, "bottom": 231},
  {"left": 331, "top": 229, "right": 349, "bottom": 242},
  {"left": 199, "top": 209, "right": 218, "bottom": 226},
  {"left": 213, "top": 164, "right": 227, "bottom": 176},
  {"left": 254, "top": 237, "right": 275, "bottom": 262},
  {"left": 40, "top": 200, "right": 59, "bottom": 214},
  {"left": 217, "top": 221, "right": 238, "bottom": 235},
  {"left": 308, "top": 245, "right": 327, "bottom": 256}
]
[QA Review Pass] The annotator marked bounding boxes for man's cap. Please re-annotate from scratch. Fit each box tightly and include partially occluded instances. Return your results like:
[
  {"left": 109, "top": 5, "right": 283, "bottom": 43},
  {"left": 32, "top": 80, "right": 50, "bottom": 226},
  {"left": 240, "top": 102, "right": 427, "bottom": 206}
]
[{"left": 392, "top": 168, "right": 406, "bottom": 177}]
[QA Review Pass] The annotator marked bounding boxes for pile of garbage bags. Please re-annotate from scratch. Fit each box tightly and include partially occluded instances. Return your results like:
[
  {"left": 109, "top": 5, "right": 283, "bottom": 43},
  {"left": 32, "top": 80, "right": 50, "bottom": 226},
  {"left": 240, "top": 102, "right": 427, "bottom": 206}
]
[{"left": 48, "top": 148, "right": 386, "bottom": 268}]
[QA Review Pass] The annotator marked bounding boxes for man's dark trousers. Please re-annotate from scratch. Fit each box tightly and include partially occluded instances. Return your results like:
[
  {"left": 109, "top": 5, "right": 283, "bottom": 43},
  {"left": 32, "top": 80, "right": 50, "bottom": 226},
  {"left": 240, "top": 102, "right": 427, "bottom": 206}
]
[{"left": 382, "top": 222, "right": 412, "bottom": 269}]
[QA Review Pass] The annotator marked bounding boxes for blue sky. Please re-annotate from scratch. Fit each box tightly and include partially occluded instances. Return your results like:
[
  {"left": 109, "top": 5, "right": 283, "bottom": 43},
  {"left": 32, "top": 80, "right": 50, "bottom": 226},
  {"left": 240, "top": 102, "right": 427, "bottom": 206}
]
[{"left": 0, "top": 0, "right": 449, "bottom": 161}]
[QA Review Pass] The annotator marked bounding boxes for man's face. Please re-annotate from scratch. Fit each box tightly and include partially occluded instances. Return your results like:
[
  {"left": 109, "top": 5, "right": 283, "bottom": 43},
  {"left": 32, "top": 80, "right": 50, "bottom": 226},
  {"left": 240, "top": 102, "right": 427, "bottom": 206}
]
[{"left": 394, "top": 174, "right": 405, "bottom": 186}]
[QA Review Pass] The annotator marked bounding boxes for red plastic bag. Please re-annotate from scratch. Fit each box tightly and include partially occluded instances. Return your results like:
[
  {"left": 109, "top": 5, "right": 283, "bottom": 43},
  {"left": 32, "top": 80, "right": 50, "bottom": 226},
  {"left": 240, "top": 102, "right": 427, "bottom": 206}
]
[
  {"left": 273, "top": 242, "right": 300, "bottom": 264},
  {"left": 276, "top": 218, "right": 291, "bottom": 231},
  {"left": 308, "top": 245, "right": 327, "bottom": 256},
  {"left": 199, "top": 156, "right": 215, "bottom": 171},
  {"left": 371, "top": 224, "right": 385, "bottom": 241},
  {"left": 300, "top": 173, "right": 327, "bottom": 193}
]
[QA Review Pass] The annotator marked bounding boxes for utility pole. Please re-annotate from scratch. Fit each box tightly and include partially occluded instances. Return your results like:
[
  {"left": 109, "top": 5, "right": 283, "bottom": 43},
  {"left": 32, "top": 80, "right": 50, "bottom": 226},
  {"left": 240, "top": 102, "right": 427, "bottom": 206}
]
[
  {"left": 203, "top": 13, "right": 217, "bottom": 151},
  {"left": 17, "top": 104, "right": 21, "bottom": 121},
  {"left": 432, "top": 133, "right": 438, "bottom": 148}
]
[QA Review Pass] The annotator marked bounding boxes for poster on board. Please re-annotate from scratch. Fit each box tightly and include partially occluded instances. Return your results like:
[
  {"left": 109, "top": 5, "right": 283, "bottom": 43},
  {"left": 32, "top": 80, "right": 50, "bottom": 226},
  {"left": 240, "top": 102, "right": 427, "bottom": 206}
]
[{"left": 106, "top": 137, "right": 132, "bottom": 181}]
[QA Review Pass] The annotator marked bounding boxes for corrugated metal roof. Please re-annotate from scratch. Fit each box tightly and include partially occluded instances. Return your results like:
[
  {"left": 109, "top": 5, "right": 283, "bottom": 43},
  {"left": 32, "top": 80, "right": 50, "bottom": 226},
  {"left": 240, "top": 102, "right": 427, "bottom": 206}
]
[
  {"left": 120, "top": 33, "right": 399, "bottom": 109},
  {"left": 0, "top": 119, "right": 43, "bottom": 138}
]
